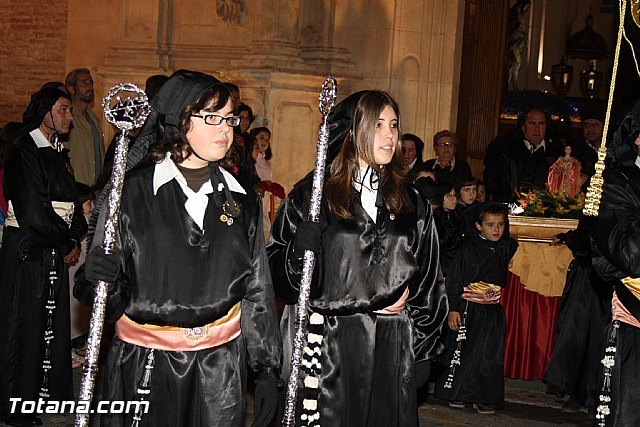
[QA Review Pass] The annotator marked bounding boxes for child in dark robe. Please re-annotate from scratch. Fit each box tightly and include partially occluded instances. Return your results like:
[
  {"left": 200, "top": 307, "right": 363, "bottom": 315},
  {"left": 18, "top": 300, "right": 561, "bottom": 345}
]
[{"left": 435, "top": 203, "right": 518, "bottom": 414}]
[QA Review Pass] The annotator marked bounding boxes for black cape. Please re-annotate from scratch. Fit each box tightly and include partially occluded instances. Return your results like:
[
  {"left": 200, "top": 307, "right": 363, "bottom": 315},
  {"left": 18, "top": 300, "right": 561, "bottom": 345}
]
[
  {"left": 267, "top": 177, "right": 448, "bottom": 427},
  {"left": 543, "top": 218, "right": 612, "bottom": 408},
  {"left": 590, "top": 99, "right": 640, "bottom": 426},
  {"left": 0, "top": 131, "right": 86, "bottom": 417},
  {"left": 78, "top": 160, "right": 281, "bottom": 426}
]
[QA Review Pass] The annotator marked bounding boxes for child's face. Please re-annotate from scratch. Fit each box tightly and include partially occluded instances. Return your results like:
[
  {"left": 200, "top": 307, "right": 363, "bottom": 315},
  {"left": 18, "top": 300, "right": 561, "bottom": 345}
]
[
  {"left": 82, "top": 199, "right": 94, "bottom": 215},
  {"left": 459, "top": 184, "right": 477, "bottom": 205},
  {"left": 443, "top": 190, "right": 457, "bottom": 211},
  {"left": 476, "top": 184, "right": 486, "bottom": 202},
  {"left": 475, "top": 213, "right": 505, "bottom": 242}
]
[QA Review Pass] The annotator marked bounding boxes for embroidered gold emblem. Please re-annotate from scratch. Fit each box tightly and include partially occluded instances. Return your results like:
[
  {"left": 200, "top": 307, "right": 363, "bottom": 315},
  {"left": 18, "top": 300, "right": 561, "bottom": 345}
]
[{"left": 181, "top": 325, "right": 210, "bottom": 341}]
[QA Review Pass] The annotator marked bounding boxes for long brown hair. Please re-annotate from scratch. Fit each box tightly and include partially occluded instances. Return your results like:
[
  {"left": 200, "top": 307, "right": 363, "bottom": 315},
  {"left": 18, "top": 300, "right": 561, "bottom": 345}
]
[
  {"left": 149, "top": 83, "right": 234, "bottom": 165},
  {"left": 325, "top": 91, "right": 408, "bottom": 219}
]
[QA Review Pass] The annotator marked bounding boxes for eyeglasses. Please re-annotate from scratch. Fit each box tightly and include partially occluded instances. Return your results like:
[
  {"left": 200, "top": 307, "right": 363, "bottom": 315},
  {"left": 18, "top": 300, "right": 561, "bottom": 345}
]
[
  {"left": 192, "top": 114, "right": 240, "bottom": 127},
  {"left": 436, "top": 142, "right": 455, "bottom": 148}
]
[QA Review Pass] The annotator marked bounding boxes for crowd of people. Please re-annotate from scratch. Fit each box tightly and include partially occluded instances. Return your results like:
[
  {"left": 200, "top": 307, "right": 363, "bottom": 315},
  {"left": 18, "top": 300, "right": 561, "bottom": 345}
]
[{"left": 0, "top": 66, "right": 635, "bottom": 427}]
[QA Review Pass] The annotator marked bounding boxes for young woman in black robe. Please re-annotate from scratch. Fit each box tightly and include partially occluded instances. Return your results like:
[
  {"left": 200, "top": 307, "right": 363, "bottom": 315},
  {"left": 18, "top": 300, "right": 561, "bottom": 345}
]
[
  {"left": 434, "top": 203, "right": 518, "bottom": 414},
  {"left": 82, "top": 74, "right": 281, "bottom": 426},
  {"left": 268, "top": 90, "right": 448, "bottom": 427},
  {"left": 0, "top": 88, "right": 86, "bottom": 426}
]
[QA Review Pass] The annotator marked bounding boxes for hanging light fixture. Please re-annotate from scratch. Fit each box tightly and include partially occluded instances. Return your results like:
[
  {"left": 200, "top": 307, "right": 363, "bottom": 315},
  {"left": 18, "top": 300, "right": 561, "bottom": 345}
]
[
  {"left": 551, "top": 55, "right": 573, "bottom": 97},
  {"left": 579, "top": 60, "right": 603, "bottom": 98}
]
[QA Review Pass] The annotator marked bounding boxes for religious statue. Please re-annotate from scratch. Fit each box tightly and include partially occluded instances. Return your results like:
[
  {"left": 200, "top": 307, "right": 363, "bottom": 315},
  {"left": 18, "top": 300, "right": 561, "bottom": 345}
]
[
  {"left": 507, "top": 0, "right": 530, "bottom": 91},
  {"left": 547, "top": 145, "right": 584, "bottom": 198}
]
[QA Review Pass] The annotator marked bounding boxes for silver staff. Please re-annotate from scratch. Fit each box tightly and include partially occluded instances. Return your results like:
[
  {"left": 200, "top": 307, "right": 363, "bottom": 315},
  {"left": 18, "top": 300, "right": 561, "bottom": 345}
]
[
  {"left": 283, "top": 77, "right": 337, "bottom": 426},
  {"left": 76, "top": 83, "right": 150, "bottom": 427}
]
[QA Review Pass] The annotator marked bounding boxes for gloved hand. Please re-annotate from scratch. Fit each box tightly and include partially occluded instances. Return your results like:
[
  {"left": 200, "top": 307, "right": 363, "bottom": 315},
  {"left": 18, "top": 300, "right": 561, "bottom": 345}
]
[
  {"left": 85, "top": 246, "right": 121, "bottom": 284},
  {"left": 292, "top": 220, "right": 326, "bottom": 256},
  {"left": 251, "top": 372, "right": 279, "bottom": 427},
  {"left": 415, "top": 360, "right": 431, "bottom": 389}
]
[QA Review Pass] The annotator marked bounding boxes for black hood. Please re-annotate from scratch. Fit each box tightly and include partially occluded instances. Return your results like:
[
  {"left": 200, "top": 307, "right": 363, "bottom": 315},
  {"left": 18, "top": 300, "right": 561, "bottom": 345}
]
[
  {"left": 19, "top": 88, "right": 70, "bottom": 136},
  {"left": 138, "top": 69, "right": 220, "bottom": 144},
  {"left": 608, "top": 100, "right": 640, "bottom": 169}
]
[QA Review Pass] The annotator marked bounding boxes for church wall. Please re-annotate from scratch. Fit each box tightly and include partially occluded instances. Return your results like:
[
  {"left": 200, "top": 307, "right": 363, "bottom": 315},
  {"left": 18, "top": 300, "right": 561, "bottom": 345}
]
[
  {"left": 1, "top": 0, "right": 466, "bottom": 192},
  {"left": 0, "top": 0, "right": 69, "bottom": 123}
]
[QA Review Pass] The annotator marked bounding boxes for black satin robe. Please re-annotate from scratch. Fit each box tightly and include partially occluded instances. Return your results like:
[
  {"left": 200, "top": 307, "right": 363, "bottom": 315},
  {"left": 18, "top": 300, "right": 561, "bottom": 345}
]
[
  {"left": 590, "top": 165, "right": 640, "bottom": 426},
  {"left": 434, "top": 233, "right": 517, "bottom": 408},
  {"left": 82, "top": 162, "right": 281, "bottom": 426},
  {"left": 267, "top": 178, "right": 448, "bottom": 427},
  {"left": 544, "top": 218, "right": 612, "bottom": 408},
  {"left": 0, "top": 134, "right": 86, "bottom": 417},
  {"left": 433, "top": 206, "right": 464, "bottom": 277}
]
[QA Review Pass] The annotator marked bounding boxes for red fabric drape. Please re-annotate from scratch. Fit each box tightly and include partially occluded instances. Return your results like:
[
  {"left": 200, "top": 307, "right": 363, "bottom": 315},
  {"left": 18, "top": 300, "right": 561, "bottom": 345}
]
[{"left": 500, "top": 272, "right": 562, "bottom": 380}]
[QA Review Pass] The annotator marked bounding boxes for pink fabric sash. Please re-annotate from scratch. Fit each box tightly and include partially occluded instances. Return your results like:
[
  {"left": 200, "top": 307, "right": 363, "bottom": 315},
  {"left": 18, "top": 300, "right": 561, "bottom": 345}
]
[
  {"left": 116, "top": 304, "right": 241, "bottom": 352},
  {"left": 374, "top": 288, "right": 410, "bottom": 315},
  {"left": 612, "top": 293, "right": 640, "bottom": 329},
  {"left": 461, "top": 282, "right": 501, "bottom": 304}
]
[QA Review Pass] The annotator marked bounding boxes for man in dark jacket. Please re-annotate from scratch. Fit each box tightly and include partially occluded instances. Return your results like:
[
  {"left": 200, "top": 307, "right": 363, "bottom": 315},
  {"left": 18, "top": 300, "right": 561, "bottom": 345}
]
[{"left": 487, "top": 108, "right": 563, "bottom": 202}]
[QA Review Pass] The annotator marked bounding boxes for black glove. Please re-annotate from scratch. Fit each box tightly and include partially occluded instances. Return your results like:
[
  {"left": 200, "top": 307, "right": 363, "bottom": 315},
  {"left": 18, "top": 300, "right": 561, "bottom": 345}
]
[
  {"left": 85, "top": 246, "right": 120, "bottom": 284},
  {"left": 292, "top": 220, "right": 326, "bottom": 256},
  {"left": 251, "top": 372, "right": 279, "bottom": 427},
  {"left": 415, "top": 360, "right": 431, "bottom": 389}
]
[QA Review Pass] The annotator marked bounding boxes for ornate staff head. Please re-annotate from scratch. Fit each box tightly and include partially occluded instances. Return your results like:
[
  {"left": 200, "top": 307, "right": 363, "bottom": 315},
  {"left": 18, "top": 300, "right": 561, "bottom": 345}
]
[{"left": 102, "top": 82, "right": 150, "bottom": 131}]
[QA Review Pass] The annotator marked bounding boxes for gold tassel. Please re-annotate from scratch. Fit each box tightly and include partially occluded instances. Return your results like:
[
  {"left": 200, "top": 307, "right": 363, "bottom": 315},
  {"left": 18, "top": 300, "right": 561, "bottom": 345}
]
[{"left": 584, "top": 0, "right": 631, "bottom": 216}]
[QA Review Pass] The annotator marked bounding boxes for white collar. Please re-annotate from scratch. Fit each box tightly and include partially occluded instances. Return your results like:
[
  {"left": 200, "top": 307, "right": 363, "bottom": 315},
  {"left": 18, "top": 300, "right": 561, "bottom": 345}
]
[
  {"left": 29, "top": 128, "right": 52, "bottom": 148},
  {"left": 635, "top": 155, "right": 640, "bottom": 170},
  {"left": 524, "top": 139, "right": 546, "bottom": 152},
  {"left": 153, "top": 153, "right": 246, "bottom": 196},
  {"left": 354, "top": 166, "right": 379, "bottom": 221}
]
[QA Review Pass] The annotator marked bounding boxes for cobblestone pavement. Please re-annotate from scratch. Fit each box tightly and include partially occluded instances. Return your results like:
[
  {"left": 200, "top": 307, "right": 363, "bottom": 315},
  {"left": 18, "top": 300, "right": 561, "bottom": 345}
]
[{"left": 29, "top": 369, "right": 593, "bottom": 426}]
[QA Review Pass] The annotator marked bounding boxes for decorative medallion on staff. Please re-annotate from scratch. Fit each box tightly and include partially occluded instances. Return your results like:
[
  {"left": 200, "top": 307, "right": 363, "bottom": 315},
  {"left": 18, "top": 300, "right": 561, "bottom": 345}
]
[
  {"left": 282, "top": 77, "right": 337, "bottom": 427},
  {"left": 76, "top": 83, "right": 150, "bottom": 427}
]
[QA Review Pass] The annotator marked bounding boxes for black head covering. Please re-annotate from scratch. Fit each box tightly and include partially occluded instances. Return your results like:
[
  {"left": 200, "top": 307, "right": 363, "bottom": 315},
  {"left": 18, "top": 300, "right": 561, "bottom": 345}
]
[
  {"left": 20, "top": 87, "right": 70, "bottom": 136},
  {"left": 325, "top": 90, "right": 368, "bottom": 167},
  {"left": 138, "top": 69, "right": 221, "bottom": 144},
  {"left": 580, "top": 104, "right": 605, "bottom": 123},
  {"left": 402, "top": 133, "right": 424, "bottom": 163},
  {"left": 608, "top": 100, "right": 640, "bottom": 169},
  {"left": 88, "top": 69, "right": 221, "bottom": 247}
]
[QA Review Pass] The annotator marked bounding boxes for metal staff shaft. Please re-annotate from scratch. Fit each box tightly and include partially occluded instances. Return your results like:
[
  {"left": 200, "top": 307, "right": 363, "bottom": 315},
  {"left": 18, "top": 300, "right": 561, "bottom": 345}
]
[
  {"left": 283, "top": 77, "right": 337, "bottom": 427},
  {"left": 76, "top": 84, "right": 149, "bottom": 427}
]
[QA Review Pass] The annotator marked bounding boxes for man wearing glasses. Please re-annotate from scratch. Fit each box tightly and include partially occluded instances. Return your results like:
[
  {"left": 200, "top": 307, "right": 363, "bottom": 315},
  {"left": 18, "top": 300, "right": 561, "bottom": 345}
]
[{"left": 423, "top": 130, "right": 472, "bottom": 188}]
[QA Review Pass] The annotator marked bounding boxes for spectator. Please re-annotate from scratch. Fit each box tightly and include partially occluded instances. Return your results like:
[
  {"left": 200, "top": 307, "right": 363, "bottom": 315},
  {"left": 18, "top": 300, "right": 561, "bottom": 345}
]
[
  {"left": 486, "top": 108, "right": 563, "bottom": 202},
  {"left": 456, "top": 177, "right": 479, "bottom": 210},
  {"left": 433, "top": 185, "right": 465, "bottom": 277},
  {"left": 423, "top": 130, "right": 472, "bottom": 188},
  {"left": 476, "top": 180, "right": 487, "bottom": 203},
  {"left": 401, "top": 133, "right": 425, "bottom": 180},
  {"left": 65, "top": 68, "right": 105, "bottom": 186}
]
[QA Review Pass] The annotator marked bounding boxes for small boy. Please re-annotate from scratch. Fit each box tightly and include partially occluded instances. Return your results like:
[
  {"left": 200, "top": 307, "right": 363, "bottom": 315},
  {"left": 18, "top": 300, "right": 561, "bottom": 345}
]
[{"left": 435, "top": 203, "right": 518, "bottom": 414}]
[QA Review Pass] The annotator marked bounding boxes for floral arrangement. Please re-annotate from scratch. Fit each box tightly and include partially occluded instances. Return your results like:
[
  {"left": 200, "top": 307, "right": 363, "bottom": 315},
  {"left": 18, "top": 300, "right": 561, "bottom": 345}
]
[{"left": 515, "top": 189, "right": 585, "bottom": 219}]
